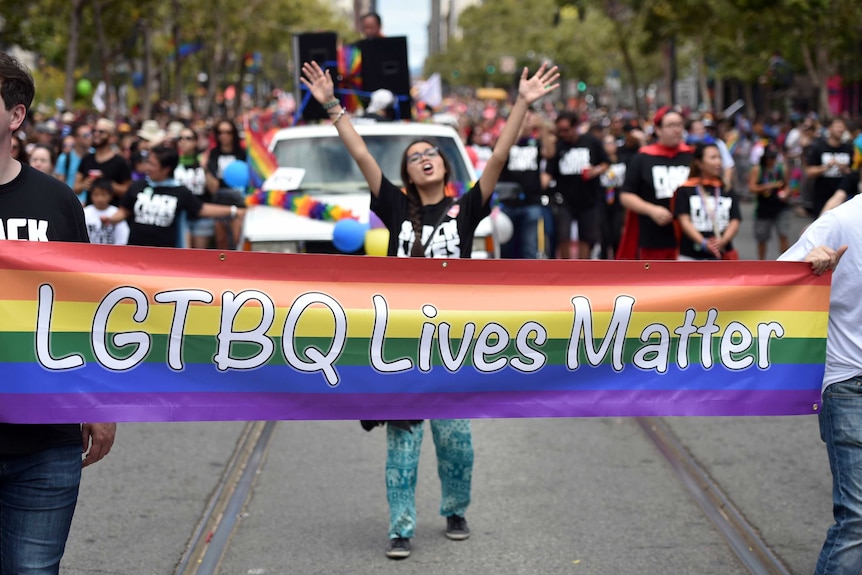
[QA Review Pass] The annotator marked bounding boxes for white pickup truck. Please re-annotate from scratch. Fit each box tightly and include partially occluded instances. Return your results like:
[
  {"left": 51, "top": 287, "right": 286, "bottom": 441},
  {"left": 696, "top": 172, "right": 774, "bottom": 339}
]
[{"left": 239, "top": 122, "right": 503, "bottom": 258}]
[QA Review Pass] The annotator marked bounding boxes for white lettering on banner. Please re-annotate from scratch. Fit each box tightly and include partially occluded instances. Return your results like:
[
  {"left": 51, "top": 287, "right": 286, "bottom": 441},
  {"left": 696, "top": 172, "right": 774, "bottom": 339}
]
[
  {"left": 36, "top": 284, "right": 85, "bottom": 370},
  {"left": 507, "top": 146, "right": 539, "bottom": 172},
  {"left": 154, "top": 290, "right": 214, "bottom": 370},
  {"left": 558, "top": 148, "right": 591, "bottom": 176},
  {"left": 33, "top": 287, "right": 788, "bottom": 383},
  {"left": 281, "top": 292, "right": 346, "bottom": 387},
  {"left": 215, "top": 290, "right": 276, "bottom": 372},
  {"left": 92, "top": 287, "right": 152, "bottom": 370},
  {"left": 652, "top": 165, "right": 690, "bottom": 199},
  {"left": 0, "top": 219, "right": 49, "bottom": 241}
]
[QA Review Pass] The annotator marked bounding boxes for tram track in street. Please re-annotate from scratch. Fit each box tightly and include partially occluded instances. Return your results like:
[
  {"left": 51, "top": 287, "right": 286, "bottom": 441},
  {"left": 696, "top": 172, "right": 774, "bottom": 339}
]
[
  {"left": 175, "top": 420, "right": 277, "bottom": 575},
  {"left": 172, "top": 416, "right": 798, "bottom": 575},
  {"left": 636, "top": 417, "right": 793, "bottom": 575}
]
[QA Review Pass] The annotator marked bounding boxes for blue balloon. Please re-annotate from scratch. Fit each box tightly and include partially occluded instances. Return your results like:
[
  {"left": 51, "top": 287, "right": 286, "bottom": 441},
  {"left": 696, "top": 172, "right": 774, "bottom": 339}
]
[
  {"left": 332, "top": 219, "right": 368, "bottom": 253},
  {"left": 222, "top": 160, "right": 249, "bottom": 189}
]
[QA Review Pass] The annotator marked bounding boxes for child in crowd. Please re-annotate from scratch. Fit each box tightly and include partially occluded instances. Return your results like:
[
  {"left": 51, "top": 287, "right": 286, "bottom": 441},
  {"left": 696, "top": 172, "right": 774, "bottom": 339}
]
[{"left": 83, "top": 178, "right": 129, "bottom": 245}]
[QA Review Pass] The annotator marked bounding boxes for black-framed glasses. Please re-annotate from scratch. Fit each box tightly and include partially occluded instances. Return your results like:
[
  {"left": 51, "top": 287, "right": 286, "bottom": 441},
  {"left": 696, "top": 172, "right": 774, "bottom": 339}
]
[
  {"left": 179, "top": 134, "right": 195, "bottom": 140},
  {"left": 407, "top": 147, "right": 440, "bottom": 165},
  {"left": 93, "top": 129, "right": 109, "bottom": 135}
]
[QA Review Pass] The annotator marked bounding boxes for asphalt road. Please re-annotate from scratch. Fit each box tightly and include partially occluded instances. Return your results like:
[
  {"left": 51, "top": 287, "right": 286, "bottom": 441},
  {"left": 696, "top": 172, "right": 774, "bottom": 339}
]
[{"left": 62, "top": 202, "right": 831, "bottom": 575}]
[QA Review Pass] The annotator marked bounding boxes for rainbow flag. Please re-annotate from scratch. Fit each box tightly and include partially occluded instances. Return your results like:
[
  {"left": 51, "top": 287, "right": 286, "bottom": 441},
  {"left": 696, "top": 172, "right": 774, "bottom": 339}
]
[
  {"left": 244, "top": 123, "right": 279, "bottom": 190},
  {"left": 337, "top": 44, "right": 362, "bottom": 112},
  {"left": 0, "top": 242, "right": 829, "bottom": 423}
]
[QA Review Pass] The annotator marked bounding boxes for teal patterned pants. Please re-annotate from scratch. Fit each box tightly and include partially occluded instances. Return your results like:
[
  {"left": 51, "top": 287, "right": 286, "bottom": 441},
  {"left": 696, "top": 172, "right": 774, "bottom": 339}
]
[{"left": 386, "top": 419, "right": 473, "bottom": 539}]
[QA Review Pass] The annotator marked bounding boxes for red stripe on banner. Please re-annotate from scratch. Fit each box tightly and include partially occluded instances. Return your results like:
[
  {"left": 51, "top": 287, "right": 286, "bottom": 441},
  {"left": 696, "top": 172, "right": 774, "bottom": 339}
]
[{"left": 0, "top": 243, "right": 832, "bottom": 289}]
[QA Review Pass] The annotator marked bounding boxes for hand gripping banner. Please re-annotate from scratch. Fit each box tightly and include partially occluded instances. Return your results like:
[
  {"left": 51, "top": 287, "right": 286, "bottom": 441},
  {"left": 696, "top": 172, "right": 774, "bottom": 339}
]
[{"left": 0, "top": 242, "right": 829, "bottom": 423}]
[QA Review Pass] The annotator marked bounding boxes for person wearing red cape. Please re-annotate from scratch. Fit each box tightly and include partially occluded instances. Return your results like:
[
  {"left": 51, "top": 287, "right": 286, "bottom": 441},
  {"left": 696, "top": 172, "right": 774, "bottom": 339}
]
[{"left": 617, "top": 106, "right": 694, "bottom": 260}]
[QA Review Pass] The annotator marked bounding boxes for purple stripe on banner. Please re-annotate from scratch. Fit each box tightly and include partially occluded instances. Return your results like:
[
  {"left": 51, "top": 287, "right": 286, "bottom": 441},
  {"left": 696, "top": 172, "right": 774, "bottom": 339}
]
[{"left": 0, "top": 389, "right": 822, "bottom": 423}]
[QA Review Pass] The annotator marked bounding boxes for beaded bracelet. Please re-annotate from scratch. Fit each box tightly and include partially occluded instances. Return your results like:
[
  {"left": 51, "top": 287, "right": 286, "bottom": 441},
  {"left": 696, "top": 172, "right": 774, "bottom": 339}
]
[{"left": 322, "top": 99, "right": 340, "bottom": 110}]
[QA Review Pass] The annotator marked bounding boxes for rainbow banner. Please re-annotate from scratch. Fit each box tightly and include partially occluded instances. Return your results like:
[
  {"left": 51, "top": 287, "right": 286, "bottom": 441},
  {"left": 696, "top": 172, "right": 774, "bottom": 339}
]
[{"left": 0, "top": 242, "right": 829, "bottom": 424}]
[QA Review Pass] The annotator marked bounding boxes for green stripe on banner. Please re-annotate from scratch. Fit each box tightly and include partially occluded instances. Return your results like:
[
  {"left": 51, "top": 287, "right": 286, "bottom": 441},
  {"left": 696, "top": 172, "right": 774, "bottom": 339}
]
[{"left": 0, "top": 332, "right": 825, "bottom": 366}]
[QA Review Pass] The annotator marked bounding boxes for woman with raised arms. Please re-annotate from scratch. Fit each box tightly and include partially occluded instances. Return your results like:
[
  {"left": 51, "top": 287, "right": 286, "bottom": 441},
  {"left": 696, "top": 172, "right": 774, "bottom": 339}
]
[{"left": 301, "top": 59, "right": 559, "bottom": 559}]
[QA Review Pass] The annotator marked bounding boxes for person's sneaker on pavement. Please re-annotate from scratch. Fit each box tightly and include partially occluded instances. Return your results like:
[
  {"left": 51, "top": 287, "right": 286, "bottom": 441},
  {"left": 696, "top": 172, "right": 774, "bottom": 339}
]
[
  {"left": 446, "top": 514, "right": 470, "bottom": 540},
  {"left": 385, "top": 537, "right": 411, "bottom": 559}
]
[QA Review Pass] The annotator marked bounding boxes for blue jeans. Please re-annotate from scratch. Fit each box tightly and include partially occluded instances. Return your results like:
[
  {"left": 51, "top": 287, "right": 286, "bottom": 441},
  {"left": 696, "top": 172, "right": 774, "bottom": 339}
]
[
  {"left": 0, "top": 445, "right": 82, "bottom": 575},
  {"left": 386, "top": 420, "right": 473, "bottom": 539},
  {"left": 500, "top": 204, "right": 547, "bottom": 259},
  {"left": 816, "top": 376, "right": 862, "bottom": 575}
]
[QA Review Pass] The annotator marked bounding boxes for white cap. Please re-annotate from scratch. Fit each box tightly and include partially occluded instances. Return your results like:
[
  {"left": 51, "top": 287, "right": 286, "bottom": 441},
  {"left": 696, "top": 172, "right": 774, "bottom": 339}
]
[{"left": 367, "top": 89, "right": 395, "bottom": 114}]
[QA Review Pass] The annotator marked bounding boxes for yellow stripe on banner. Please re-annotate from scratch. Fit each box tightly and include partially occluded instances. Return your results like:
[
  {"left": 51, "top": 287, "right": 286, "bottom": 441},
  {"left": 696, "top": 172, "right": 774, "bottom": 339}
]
[{"left": 0, "top": 301, "right": 829, "bottom": 339}]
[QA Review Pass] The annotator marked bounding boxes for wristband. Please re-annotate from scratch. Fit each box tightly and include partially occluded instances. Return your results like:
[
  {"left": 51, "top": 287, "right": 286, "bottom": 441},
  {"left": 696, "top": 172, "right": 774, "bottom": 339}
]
[
  {"left": 230, "top": 204, "right": 237, "bottom": 219},
  {"left": 322, "top": 99, "right": 340, "bottom": 110},
  {"left": 700, "top": 239, "right": 708, "bottom": 251},
  {"left": 332, "top": 108, "right": 347, "bottom": 126}
]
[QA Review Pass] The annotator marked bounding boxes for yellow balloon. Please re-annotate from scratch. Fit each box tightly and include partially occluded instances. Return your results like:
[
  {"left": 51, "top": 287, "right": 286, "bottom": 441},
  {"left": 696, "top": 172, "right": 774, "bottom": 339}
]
[{"left": 364, "top": 228, "right": 390, "bottom": 256}]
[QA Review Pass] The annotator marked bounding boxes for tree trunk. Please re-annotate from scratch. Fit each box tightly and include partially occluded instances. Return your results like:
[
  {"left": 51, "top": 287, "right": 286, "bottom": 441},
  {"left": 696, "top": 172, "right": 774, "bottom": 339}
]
[
  {"left": 172, "top": 0, "right": 184, "bottom": 110},
  {"left": 743, "top": 82, "right": 755, "bottom": 119},
  {"left": 141, "top": 19, "right": 153, "bottom": 120},
  {"left": 696, "top": 43, "right": 711, "bottom": 114},
  {"left": 92, "top": 0, "right": 113, "bottom": 118},
  {"left": 714, "top": 76, "right": 724, "bottom": 115},
  {"left": 63, "top": 0, "right": 85, "bottom": 110},
  {"left": 614, "top": 20, "right": 641, "bottom": 118}
]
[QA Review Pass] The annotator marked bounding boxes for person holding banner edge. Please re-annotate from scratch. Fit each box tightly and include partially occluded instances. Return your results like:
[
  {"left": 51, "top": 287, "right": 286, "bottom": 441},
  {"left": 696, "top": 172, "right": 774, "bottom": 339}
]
[
  {"left": 0, "top": 51, "right": 117, "bottom": 575},
  {"left": 301, "top": 59, "right": 559, "bottom": 559},
  {"left": 779, "top": 200, "right": 860, "bottom": 575}
]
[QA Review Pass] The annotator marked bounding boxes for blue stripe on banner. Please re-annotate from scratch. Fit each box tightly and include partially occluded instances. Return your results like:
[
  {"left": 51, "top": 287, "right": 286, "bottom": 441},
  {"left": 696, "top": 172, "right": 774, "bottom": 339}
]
[{"left": 0, "top": 362, "right": 824, "bottom": 394}]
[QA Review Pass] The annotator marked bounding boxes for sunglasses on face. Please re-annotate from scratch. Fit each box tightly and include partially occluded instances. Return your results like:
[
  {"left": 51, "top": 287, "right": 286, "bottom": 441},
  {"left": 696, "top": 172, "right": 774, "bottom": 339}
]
[{"left": 407, "top": 147, "right": 440, "bottom": 165}]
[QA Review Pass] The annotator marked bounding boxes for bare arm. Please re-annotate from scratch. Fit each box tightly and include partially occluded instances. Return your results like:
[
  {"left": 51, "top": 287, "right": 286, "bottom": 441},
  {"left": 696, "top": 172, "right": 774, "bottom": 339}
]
[
  {"left": 619, "top": 191, "right": 673, "bottom": 226},
  {"left": 101, "top": 206, "right": 130, "bottom": 224},
  {"left": 820, "top": 190, "right": 848, "bottom": 215},
  {"left": 301, "top": 61, "right": 383, "bottom": 196},
  {"left": 479, "top": 63, "right": 559, "bottom": 204}
]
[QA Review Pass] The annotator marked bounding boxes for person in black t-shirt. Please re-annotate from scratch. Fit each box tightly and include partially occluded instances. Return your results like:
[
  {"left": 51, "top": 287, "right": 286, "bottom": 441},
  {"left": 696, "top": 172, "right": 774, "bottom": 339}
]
[
  {"left": 548, "top": 111, "right": 611, "bottom": 259},
  {"left": 102, "top": 145, "right": 245, "bottom": 248},
  {"left": 805, "top": 118, "right": 853, "bottom": 217},
  {"left": 73, "top": 118, "right": 132, "bottom": 206},
  {"left": 0, "top": 50, "right": 116, "bottom": 574},
  {"left": 820, "top": 166, "right": 861, "bottom": 216},
  {"left": 673, "top": 143, "right": 742, "bottom": 260},
  {"left": 301, "top": 58, "right": 560, "bottom": 560}
]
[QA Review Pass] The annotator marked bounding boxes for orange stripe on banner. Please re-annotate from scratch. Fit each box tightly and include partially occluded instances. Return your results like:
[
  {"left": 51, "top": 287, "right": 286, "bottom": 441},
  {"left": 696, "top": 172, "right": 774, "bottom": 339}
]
[{"left": 0, "top": 269, "right": 830, "bottom": 313}]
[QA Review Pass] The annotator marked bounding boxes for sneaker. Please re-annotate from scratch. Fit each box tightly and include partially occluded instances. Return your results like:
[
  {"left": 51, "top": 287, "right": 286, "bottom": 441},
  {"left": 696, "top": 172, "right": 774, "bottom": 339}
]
[
  {"left": 446, "top": 514, "right": 470, "bottom": 540},
  {"left": 385, "top": 537, "right": 411, "bottom": 559}
]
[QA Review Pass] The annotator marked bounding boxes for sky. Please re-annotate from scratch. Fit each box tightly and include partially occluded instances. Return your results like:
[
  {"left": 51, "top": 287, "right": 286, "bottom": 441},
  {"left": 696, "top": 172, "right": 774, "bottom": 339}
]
[{"left": 377, "top": 0, "right": 430, "bottom": 73}]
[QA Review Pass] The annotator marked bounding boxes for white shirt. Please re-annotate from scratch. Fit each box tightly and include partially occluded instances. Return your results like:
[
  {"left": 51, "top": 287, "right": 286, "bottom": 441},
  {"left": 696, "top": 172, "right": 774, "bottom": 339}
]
[
  {"left": 779, "top": 195, "right": 862, "bottom": 390},
  {"left": 83, "top": 204, "right": 129, "bottom": 245}
]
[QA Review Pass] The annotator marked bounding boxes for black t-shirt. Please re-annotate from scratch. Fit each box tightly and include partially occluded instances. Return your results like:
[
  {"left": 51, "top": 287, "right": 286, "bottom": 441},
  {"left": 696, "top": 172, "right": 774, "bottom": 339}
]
[
  {"left": 206, "top": 147, "right": 248, "bottom": 188},
  {"left": 122, "top": 180, "right": 204, "bottom": 247},
  {"left": 77, "top": 152, "right": 132, "bottom": 205},
  {"left": 371, "top": 176, "right": 490, "bottom": 258},
  {"left": 753, "top": 164, "right": 789, "bottom": 220},
  {"left": 548, "top": 133, "right": 611, "bottom": 212},
  {"left": 0, "top": 164, "right": 88, "bottom": 455},
  {"left": 499, "top": 137, "right": 543, "bottom": 204},
  {"left": 673, "top": 183, "right": 742, "bottom": 259},
  {"left": 620, "top": 146, "right": 693, "bottom": 249},
  {"left": 836, "top": 170, "right": 860, "bottom": 202},
  {"left": 806, "top": 139, "right": 853, "bottom": 215}
]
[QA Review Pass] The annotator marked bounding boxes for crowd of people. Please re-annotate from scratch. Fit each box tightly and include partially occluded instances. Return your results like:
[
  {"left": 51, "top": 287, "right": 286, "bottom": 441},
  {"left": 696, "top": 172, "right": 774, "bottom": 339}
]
[
  {"left": 455, "top": 99, "right": 861, "bottom": 262},
  {"left": 4, "top": 42, "right": 862, "bottom": 573}
]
